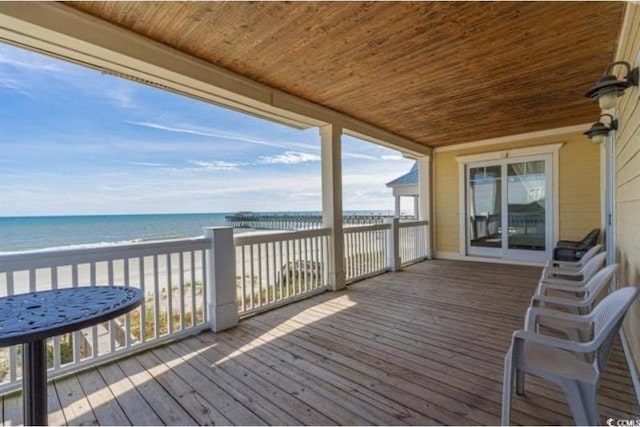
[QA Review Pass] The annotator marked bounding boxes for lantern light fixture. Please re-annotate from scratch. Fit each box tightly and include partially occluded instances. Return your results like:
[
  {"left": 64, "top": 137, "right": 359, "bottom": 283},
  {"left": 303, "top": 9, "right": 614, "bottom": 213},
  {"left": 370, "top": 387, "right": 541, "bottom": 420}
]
[
  {"left": 584, "top": 61, "right": 639, "bottom": 110},
  {"left": 583, "top": 114, "right": 618, "bottom": 144}
]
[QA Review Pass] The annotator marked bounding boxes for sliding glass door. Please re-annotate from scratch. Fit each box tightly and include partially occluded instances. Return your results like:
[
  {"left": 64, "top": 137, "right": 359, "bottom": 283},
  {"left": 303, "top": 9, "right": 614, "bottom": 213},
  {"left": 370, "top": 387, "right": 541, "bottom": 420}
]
[{"left": 466, "top": 155, "right": 552, "bottom": 262}]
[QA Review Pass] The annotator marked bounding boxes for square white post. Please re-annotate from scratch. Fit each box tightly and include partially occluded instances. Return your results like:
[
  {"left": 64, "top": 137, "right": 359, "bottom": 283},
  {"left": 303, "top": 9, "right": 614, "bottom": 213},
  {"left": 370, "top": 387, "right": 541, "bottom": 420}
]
[
  {"left": 395, "top": 196, "right": 401, "bottom": 217},
  {"left": 203, "top": 227, "right": 239, "bottom": 332},
  {"left": 385, "top": 217, "right": 401, "bottom": 272},
  {"left": 417, "top": 156, "right": 432, "bottom": 259},
  {"left": 320, "top": 124, "right": 345, "bottom": 291}
]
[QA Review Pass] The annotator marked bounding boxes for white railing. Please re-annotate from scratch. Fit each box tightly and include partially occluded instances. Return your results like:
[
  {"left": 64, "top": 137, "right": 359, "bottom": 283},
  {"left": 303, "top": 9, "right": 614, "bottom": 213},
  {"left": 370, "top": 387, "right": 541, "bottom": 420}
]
[
  {"left": 234, "top": 228, "right": 331, "bottom": 317},
  {"left": 399, "top": 220, "right": 430, "bottom": 266},
  {"left": 0, "top": 219, "right": 429, "bottom": 395},
  {"left": 344, "top": 224, "right": 390, "bottom": 284},
  {"left": 0, "top": 237, "right": 210, "bottom": 394}
]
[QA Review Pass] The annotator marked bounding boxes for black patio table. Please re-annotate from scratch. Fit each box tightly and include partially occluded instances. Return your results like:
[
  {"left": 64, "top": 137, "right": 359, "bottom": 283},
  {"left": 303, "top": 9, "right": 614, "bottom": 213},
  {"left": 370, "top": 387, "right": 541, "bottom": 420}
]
[{"left": 0, "top": 286, "right": 143, "bottom": 426}]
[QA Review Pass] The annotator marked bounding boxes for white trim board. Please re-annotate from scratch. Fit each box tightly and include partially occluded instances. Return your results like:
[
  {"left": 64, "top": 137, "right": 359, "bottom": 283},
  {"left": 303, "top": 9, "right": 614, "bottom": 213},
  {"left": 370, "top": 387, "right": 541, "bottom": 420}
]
[
  {"left": 434, "top": 124, "right": 588, "bottom": 154},
  {"left": 0, "top": 2, "right": 431, "bottom": 157},
  {"left": 455, "top": 142, "right": 564, "bottom": 164}
]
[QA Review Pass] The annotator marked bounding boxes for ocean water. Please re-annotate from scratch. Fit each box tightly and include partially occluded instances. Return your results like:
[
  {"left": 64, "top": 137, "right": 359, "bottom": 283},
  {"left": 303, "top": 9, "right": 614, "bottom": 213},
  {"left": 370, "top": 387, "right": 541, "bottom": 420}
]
[
  {"left": 0, "top": 211, "right": 388, "bottom": 253},
  {"left": 0, "top": 213, "right": 233, "bottom": 253}
]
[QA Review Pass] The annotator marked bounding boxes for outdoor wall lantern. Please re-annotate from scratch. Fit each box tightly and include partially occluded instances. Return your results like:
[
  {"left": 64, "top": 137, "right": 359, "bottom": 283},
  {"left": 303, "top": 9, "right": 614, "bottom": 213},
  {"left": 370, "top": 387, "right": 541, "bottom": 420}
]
[
  {"left": 584, "top": 114, "right": 618, "bottom": 144},
  {"left": 585, "top": 61, "right": 639, "bottom": 110}
]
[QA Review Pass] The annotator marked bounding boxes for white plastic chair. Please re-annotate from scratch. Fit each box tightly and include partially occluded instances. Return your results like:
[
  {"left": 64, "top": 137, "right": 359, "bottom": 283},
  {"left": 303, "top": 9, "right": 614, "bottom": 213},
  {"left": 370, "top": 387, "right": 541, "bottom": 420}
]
[
  {"left": 528, "top": 264, "right": 618, "bottom": 343},
  {"left": 537, "top": 252, "right": 607, "bottom": 296},
  {"left": 502, "top": 287, "right": 639, "bottom": 426},
  {"left": 531, "top": 264, "right": 618, "bottom": 314},
  {"left": 539, "top": 251, "right": 606, "bottom": 283},
  {"left": 544, "top": 244, "right": 602, "bottom": 273}
]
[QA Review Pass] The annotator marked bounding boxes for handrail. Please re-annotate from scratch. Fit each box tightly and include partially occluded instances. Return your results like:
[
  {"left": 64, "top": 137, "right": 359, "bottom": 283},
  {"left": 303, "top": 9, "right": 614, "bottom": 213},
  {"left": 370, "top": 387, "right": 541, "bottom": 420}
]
[
  {"left": 398, "top": 220, "right": 429, "bottom": 228},
  {"left": 344, "top": 223, "right": 391, "bottom": 233},
  {"left": 0, "top": 237, "right": 209, "bottom": 272},
  {"left": 234, "top": 227, "right": 331, "bottom": 246}
]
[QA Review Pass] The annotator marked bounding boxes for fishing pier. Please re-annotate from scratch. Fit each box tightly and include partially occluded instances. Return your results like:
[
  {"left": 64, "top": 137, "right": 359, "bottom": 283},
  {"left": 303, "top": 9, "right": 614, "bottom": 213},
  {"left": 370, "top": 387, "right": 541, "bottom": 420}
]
[{"left": 225, "top": 212, "right": 413, "bottom": 230}]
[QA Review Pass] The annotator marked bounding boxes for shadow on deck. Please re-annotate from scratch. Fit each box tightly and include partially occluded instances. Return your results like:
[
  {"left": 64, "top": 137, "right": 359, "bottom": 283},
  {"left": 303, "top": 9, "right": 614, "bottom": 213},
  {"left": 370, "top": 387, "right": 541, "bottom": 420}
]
[{"left": 2, "top": 259, "right": 638, "bottom": 425}]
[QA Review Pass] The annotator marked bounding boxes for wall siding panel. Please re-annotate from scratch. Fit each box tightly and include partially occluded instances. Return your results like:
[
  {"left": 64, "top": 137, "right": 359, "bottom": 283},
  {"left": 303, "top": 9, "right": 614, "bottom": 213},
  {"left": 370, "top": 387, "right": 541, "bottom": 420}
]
[{"left": 614, "top": 3, "right": 640, "bottom": 373}]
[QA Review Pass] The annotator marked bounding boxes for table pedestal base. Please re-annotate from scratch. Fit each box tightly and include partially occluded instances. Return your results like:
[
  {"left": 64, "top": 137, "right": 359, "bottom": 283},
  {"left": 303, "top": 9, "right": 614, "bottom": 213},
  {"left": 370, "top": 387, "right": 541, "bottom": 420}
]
[{"left": 23, "top": 340, "right": 47, "bottom": 426}]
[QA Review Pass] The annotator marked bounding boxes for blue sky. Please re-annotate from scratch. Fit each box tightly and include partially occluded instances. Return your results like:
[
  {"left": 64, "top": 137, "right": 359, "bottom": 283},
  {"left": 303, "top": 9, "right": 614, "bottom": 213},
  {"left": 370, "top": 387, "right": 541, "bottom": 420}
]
[{"left": 0, "top": 43, "right": 415, "bottom": 216}]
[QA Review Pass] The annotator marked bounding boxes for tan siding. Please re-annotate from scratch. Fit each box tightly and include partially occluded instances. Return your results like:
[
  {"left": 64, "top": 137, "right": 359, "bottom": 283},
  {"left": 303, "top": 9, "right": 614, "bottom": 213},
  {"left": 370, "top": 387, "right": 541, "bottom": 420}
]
[
  {"left": 434, "top": 132, "right": 601, "bottom": 254},
  {"left": 614, "top": 3, "right": 640, "bottom": 374},
  {"left": 558, "top": 134, "right": 602, "bottom": 240},
  {"left": 434, "top": 151, "right": 460, "bottom": 253}
]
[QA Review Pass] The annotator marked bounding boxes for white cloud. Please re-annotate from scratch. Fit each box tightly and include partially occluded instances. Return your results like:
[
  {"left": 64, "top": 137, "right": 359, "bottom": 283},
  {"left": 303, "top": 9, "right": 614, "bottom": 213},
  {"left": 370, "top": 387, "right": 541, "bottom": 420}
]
[
  {"left": 381, "top": 154, "right": 404, "bottom": 161},
  {"left": 0, "top": 50, "right": 61, "bottom": 72},
  {"left": 104, "top": 87, "right": 136, "bottom": 109},
  {"left": 257, "top": 151, "right": 321, "bottom": 165},
  {"left": 187, "top": 160, "right": 246, "bottom": 170},
  {"left": 0, "top": 77, "right": 31, "bottom": 97},
  {"left": 126, "top": 121, "right": 315, "bottom": 151},
  {"left": 342, "top": 152, "right": 378, "bottom": 160},
  {"left": 128, "top": 162, "right": 168, "bottom": 167}
]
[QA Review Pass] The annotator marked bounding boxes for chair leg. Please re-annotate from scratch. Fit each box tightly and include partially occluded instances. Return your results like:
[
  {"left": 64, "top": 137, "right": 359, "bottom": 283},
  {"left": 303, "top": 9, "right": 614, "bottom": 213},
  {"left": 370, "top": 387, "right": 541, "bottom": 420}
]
[
  {"left": 515, "top": 369, "right": 525, "bottom": 396},
  {"left": 578, "top": 382, "right": 600, "bottom": 426},
  {"left": 563, "top": 381, "right": 590, "bottom": 426},
  {"left": 502, "top": 350, "right": 514, "bottom": 426}
]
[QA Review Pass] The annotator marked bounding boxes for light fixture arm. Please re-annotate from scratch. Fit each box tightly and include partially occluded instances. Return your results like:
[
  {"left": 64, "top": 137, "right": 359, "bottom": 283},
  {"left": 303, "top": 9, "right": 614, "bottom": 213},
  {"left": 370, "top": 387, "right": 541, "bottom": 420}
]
[
  {"left": 603, "top": 61, "right": 639, "bottom": 86},
  {"left": 598, "top": 113, "right": 618, "bottom": 130}
]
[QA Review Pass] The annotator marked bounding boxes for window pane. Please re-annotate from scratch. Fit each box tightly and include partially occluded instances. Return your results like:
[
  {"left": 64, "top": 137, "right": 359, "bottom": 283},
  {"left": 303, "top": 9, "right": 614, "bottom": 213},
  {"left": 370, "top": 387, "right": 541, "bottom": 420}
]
[
  {"left": 507, "top": 161, "right": 545, "bottom": 250},
  {"left": 468, "top": 165, "right": 502, "bottom": 248}
]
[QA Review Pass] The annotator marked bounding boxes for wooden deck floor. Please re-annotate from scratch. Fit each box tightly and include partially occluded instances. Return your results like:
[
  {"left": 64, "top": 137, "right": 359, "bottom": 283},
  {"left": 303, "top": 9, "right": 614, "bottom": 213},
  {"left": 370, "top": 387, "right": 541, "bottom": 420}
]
[{"left": 2, "top": 259, "right": 638, "bottom": 425}]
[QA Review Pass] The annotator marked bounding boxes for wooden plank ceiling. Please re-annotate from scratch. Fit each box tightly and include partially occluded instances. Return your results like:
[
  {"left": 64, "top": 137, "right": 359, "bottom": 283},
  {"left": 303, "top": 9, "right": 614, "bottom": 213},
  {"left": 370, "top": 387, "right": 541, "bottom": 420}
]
[{"left": 67, "top": 1, "right": 624, "bottom": 148}]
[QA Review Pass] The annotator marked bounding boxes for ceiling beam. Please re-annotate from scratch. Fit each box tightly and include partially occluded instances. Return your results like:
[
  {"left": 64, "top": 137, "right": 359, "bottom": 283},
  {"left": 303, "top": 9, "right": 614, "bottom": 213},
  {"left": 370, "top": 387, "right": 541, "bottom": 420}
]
[{"left": 0, "top": 2, "right": 431, "bottom": 156}]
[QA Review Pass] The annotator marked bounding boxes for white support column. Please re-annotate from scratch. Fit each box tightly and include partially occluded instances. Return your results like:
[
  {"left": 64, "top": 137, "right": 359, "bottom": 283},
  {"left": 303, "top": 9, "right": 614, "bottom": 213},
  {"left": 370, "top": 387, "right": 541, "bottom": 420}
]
[
  {"left": 385, "top": 217, "right": 401, "bottom": 271},
  {"left": 204, "top": 227, "right": 239, "bottom": 332},
  {"left": 394, "top": 196, "right": 401, "bottom": 218},
  {"left": 417, "top": 156, "right": 432, "bottom": 258},
  {"left": 413, "top": 196, "right": 419, "bottom": 219},
  {"left": 320, "top": 124, "right": 345, "bottom": 291}
]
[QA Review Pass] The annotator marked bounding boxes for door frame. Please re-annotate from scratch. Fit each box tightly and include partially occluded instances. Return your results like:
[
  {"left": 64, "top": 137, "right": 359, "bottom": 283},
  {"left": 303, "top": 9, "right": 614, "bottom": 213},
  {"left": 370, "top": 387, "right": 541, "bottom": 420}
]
[
  {"left": 464, "top": 154, "right": 553, "bottom": 262},
  {"left": 457, "top": 142, "right": 564, "bottom": 262}
]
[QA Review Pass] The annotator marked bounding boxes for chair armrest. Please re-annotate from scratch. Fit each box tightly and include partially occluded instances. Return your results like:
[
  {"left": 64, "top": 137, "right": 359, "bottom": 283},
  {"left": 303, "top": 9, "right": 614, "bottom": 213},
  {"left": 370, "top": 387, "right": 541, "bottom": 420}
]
[
  {"left": 553, "top": 247, "right": 580, "bottom": 261},
  {"left": 537, "top": 281, "right": 588, "bottom": 296},
  {"left": 524, "top": 306, "right": 591, "bottom": 331},
  {"left": 544, "top": 264, "right": 582, "bottom": 274},
  {"left": 545, "top": 260, "right": 581, "bottom": 270},
  {"left": 512, "top": 330, "right": 592, "bottom": 353},
  {"left": 540, "top": 276, "right": 585, "bottom": 286},
  {"left": 531, "top": 294, "right": 591, "bottom": 309},
  {"left": 556, "top": 241, "right": 580, "bottom": 249},
  {"left": 542, "top": 269, "right": 584, "bottom": 281}
]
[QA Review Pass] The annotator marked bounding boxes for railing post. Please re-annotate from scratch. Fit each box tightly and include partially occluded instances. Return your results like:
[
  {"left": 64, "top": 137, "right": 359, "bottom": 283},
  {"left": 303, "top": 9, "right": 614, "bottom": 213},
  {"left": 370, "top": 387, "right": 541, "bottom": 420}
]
[
  {"left": 385, "top": 218, "right": 401, "bottom": 272},
  {"left": 320, "top": 124, "right": 346, "bottom": 291},
  {"left": 203, "top": 227, "right": 238, "bottom": 332},
  {"left": 417, "top": 156, "right": 432, "bottom": 259}
]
